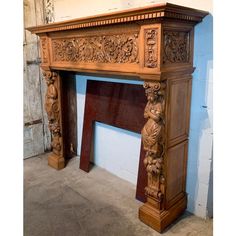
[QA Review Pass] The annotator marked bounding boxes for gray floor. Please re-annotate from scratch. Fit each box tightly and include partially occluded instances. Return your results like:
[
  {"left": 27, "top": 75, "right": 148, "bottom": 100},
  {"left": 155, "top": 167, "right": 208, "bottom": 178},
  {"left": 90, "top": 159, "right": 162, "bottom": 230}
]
[{"left": 24, "top": 153, "right": 213, "bottom": 236}]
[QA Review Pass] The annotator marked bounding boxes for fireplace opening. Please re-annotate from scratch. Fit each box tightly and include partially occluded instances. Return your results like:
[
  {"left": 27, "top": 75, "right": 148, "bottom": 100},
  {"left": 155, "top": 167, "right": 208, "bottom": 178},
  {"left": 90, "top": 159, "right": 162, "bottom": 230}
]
[{"left": 75, "top": 75, "right": 146, "bottom": 199}]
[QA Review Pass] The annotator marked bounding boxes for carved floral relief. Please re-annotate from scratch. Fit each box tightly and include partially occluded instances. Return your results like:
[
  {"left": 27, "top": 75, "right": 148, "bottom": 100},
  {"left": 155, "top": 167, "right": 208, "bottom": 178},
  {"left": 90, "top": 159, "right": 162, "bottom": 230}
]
[
  {"left": 163, "top": 31, "right": 190, "bottom": 64},
  {"left": 144, "top": 29, "right": 158, "bottom": 68},
  {"left": 52, "top": 33, "right": 139, "bottom": 64},
  {"left": 43, "top": 71, "right": 62, "bottom": 157},
  {"left": 141, "top": 81, "right": 166, "bottom": 209}
]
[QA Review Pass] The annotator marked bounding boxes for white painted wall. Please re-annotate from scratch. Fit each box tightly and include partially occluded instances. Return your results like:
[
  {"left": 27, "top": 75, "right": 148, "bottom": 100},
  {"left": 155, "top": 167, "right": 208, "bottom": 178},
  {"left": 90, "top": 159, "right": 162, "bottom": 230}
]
[
  {"left": 53, "top": 0, "right": 213, "bottom": 218},
  {"left": 54, "top": 0, "right": 212, "bottom": 22}
]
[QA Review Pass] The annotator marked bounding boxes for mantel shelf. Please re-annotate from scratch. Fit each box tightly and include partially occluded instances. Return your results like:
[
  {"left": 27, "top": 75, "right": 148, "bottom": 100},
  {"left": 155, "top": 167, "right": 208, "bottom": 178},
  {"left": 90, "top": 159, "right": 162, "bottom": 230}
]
[{"left": 27, "top": 3, "right": 208, "bottom": 34}]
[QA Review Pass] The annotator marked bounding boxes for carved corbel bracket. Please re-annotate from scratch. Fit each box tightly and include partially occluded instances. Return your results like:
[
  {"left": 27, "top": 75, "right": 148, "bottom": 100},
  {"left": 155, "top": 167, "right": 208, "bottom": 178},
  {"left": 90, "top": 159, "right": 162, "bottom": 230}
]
[
  {"left": 141, "top": 81, "right": 166, "bottom": 210},
  {"left": 43, "top": 70, "right": 64, "bottom": 169}
]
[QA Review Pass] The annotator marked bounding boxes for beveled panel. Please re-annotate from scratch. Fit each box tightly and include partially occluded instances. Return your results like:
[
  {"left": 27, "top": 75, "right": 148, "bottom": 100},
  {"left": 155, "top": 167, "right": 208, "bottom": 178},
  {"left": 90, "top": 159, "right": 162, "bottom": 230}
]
[
  {"left": 167, "top": 77, "right": 192, "bottom": 147},
  {"left": 165, "top": 140, "right": 188, "bottom": 208}
]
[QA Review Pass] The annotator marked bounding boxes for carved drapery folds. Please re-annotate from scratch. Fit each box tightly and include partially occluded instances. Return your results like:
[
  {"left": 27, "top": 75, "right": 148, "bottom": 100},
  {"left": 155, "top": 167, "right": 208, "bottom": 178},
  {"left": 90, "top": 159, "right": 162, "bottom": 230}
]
[
  {"left": 43, "top": 71, "right": 62, "bottom": 157},
  {"left": 141, "top": 81, "right": 166, "bottom": 209},
  {"left": 163, "top": 31, "right": 190, "bottom": 64},
  {"left": 52, "top": 33, "right": 139, "bottom": 64},
  {"left": 144, "top": 29, "right": 158, "bottom": 68}
]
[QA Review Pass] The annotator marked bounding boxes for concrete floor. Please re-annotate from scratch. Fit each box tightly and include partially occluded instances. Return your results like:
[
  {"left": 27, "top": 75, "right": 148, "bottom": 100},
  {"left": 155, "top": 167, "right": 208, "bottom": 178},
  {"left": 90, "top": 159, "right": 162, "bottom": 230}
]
[{"left": 24, "top": 153, "right": 213, "bottom": 236}]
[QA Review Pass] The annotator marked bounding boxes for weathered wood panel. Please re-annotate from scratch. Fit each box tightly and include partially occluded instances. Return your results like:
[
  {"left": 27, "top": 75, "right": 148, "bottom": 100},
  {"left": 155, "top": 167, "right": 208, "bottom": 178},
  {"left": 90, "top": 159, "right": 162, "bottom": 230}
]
[{"left": 24, "top": 0, "right": 51, "bottom": 157}]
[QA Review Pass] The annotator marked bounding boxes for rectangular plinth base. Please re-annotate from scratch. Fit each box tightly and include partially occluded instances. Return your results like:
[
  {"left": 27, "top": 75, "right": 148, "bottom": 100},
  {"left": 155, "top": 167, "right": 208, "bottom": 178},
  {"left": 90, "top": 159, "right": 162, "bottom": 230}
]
[
  {"left": 139, "top": 196, "right": 187, "bottom": 233},
  {"left": 48, "top": 153, "right": 65, "bottom": 170}
]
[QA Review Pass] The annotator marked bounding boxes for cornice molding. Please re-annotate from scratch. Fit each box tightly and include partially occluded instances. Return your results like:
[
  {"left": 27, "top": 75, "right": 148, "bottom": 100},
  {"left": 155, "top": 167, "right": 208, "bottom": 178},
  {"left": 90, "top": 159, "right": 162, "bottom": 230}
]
[{"left": 27, "top": 3, "right": 208, "bottom": 34}]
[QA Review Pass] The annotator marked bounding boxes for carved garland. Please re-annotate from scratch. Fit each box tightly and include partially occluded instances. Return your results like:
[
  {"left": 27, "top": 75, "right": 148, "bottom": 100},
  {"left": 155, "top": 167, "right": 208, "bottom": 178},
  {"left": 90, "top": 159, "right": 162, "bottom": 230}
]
[
  {"left": 43, "top": 71, "right": 62, "bottom": 157},
  {"left": 144, "top": 29, "right": 158, "bottom": 68},
  {"left": 163, "top": 31, "right": 190, "bottom": 64},
  {"left": 141, "top": 81, "right": 166, "bottom": 210},
  {"left": 52, "top": 33, "right": 139, "bottom": 64}
]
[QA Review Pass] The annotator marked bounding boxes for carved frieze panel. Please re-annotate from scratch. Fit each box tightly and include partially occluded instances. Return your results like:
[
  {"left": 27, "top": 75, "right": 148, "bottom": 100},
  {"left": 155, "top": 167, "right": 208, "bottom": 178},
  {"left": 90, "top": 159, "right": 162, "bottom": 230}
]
[
  {"left": 43, "top": 71, "right": 62, "bottom": 157},
  {"left": 163, "top": 31, "right": 190, "bottom": 64},
  {"left": 51, "top": 33, "right": 139, "bottom": 64},
  {"left": 141, "top": 81, "right": 166, "bottom": 210},
  {"left": 144, "top": 29, "right": 158, "bottom": 68}
]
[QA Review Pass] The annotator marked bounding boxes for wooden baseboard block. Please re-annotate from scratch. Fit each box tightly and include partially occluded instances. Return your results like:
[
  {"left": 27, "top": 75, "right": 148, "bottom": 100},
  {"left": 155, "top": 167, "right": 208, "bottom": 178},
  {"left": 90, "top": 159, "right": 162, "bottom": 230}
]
[
  {"left": 139, "top": 195, "right": 187, "bottom": 233},
  {"left": 48, "top": 153, "right": 65, "bottom": 170}
]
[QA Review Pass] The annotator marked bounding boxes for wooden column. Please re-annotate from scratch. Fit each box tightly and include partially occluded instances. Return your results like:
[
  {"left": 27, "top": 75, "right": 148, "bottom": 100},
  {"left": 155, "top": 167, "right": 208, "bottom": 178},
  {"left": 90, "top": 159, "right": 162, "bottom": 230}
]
[
  {"left": 139, "top": 77, "right": 192, "bottom": 232},
  {"left": 139, "top": 20, "right": 196, "bottom": 232},
  {"left": 43, "top": 70, "right": 65, "bottom": 169}
]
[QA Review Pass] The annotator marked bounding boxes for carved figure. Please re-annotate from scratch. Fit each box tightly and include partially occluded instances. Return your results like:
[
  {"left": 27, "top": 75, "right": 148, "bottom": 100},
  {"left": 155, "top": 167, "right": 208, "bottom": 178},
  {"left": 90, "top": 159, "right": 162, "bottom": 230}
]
[
  {"left": 45, "top": 81, "right": 59, "bottom": 124},
  {"left": 141, "top": 82, "right": 163, "bottom": 155},
  {"left": 43, "top": 71, "right": 62, "bottom": 156},
  {"left": 141, "top": 82, "right": 165, "bottom": 207}
]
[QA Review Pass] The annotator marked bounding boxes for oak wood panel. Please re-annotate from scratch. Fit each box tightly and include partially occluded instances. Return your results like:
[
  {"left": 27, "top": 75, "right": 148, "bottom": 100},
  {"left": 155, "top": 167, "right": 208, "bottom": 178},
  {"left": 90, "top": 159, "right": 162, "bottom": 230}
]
[
  {"left": 167, "top": 77, "right": 192, "bottom": 147},
  {"left": 165, "top": 140, "right": 188, "bottom": 208}
]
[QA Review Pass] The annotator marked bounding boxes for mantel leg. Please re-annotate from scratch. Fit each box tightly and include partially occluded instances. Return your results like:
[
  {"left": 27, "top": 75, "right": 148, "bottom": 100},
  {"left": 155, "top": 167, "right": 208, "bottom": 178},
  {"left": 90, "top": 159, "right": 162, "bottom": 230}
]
[
  {"left": 139, "top": 81, "right": 186, "bottom": 233},
  {"left": 43, "top": 70, "right": 65, "bottom": 170}
]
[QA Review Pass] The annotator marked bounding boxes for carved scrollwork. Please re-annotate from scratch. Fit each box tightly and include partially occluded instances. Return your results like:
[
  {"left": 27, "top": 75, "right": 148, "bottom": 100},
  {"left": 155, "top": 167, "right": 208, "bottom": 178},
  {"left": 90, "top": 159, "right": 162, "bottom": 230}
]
[
  {"left": 163, "top": 31, "right": 190, "bottom": 64},
  {"left": 43, "top": 71, "right": 62, "bottom": 156},
  {"left": 52, "top": 33, "right": 139, "bottom": 64},
  {"left": 144, "top": 29, "right": 158, "bottom": 68},
  {"left": 141, "top": 81, "right": 166, "bottom": 209}
]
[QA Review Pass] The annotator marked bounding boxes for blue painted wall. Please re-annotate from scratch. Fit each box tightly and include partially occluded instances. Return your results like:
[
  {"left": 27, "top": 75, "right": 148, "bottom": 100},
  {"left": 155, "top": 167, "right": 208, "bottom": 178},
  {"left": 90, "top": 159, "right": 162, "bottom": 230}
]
[{"left": 187, "top": 14, "right": 213, "bottom": 217}]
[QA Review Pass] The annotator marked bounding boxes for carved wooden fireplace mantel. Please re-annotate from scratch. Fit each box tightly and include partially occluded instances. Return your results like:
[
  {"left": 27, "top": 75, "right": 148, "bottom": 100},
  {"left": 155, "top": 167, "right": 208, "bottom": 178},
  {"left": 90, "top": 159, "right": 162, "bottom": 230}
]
[{"left": 27, "top": 3, "right": 208, "bottom": 233}]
